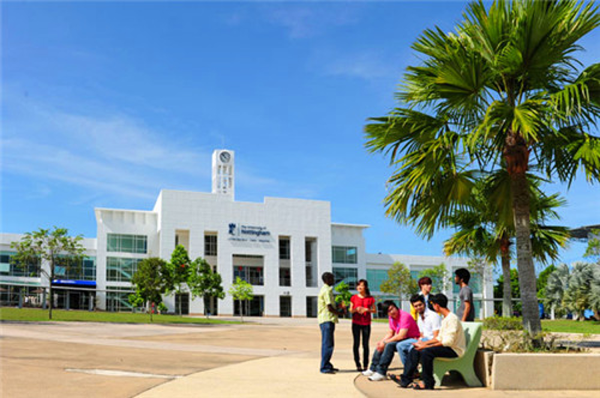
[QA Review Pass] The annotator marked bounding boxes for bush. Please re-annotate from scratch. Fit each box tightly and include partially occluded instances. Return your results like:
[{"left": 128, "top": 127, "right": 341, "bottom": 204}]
[{"left": 483, "top": 316, "right": 523, "bottom": 331}]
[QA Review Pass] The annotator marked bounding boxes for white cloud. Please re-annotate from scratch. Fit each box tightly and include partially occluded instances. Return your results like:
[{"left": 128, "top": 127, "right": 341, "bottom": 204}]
[
  {"left": 308, "top": 47, "right": 402, "bottom": 82},
  {"left": 1, "top": 92, "right": 214, "bottom": 200},
  {"left": 1, "top": 91, "right": 308, "bottom": 203},
  {"left": 263, "top": 5, "right": 359, "bottom": 39},
  {"left": 320, "top": 51, "right": 401, "bottom": 81}
]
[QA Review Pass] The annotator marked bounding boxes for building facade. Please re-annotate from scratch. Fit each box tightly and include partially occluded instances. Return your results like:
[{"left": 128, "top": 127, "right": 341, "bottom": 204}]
[{"left": 0, "top": 150, "right": 493, "bottom": 318}]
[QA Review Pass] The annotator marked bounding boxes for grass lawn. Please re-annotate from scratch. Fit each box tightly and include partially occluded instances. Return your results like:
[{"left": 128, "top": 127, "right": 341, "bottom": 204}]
[
  {"left": 375, "top": 317, "right": 600, "bottom": 334},
  {"left": 542, "top": 319, "right": 600, "bottom": 335},
  {"left": 0, "top": 307, "right": 239, "bottom": 325}
]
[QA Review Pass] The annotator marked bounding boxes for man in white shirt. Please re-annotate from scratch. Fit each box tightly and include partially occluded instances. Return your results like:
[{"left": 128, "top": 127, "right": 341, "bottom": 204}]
[
  {"left": 410, "top": 293, "right": 466, "bottom": 390},
  {"left": 415, "top": 294, "right": 442, "bottom": 341}
]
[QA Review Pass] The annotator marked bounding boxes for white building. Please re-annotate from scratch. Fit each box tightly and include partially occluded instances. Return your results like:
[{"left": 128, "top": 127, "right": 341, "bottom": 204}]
[{"left": 0, "top": 149, "right": 493, "bottom": 318}]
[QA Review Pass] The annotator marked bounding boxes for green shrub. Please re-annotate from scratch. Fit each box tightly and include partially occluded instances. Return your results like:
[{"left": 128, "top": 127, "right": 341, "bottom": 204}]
[{"left": 483, "top": 316, "right": 523, "bottom": 331}]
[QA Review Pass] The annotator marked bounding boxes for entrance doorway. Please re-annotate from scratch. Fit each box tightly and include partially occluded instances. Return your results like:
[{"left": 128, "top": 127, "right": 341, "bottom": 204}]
[
  {"left": 234, "top": 295, "right": 264, "bottom": 317},
  {"left": 280, "top": 296, "right": 292, "bottom": 317},
  {"left": 175, "top": 293, "right": 190, "bottom": 315}
]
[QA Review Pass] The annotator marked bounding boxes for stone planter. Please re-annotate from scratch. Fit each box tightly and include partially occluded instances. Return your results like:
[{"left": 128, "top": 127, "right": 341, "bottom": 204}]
[{"left": 491, "top": 353, "right": 600, "bottom": 390}]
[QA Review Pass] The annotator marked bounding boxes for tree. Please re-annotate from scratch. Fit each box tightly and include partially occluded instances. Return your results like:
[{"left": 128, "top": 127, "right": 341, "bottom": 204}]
[
  {"left": 334, "top": 281, "right": 352, "bottom": 309},
  {"left": 418, "top": 263, "right": 449, "bottom": 293},
  {"left": 131, "top": 257, "right": 172, "bottom": 320},
  {"left": 563, "top": 262, "right": 600, "bottom": 320},
  {"left": 169, "top": 245, "right": 191, "bottom": 315},
  {"left": 188, "top": 257, "right": 225, "bottom": 318},
  {"left": 229, "top": 277, "right": 254, "bottom": 322},
  {"left": 366, "top": 0, "right": 600, "bottom": 337},
  {"left": 544, "top": 264, "right": 570, "bottom": 318},
  {"left": 494, "top": 268, "right": 521, "bottom": 316},
  {"left": 380, "top": 262, "right": 417, "bottom": 301},
  {"left": 444, "top": 176, "right": 569, "bottom": 317},
  {"left": 584, "top": 229, "right": 600, "bottom": 260},
  {"left": 10, "top": 227, "right": 85, "bottom": 320},
  {"left": 536, "top": 264, "right": 557, "bottom": 300}
]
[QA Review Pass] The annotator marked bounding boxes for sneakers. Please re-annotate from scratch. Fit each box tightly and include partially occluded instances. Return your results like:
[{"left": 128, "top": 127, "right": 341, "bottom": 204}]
[
  {"left": 368, "top": 372, "right": 386, "bottom": 381},
  {"left": 362, "top": 369, "right": 374, "bottom": 376}
]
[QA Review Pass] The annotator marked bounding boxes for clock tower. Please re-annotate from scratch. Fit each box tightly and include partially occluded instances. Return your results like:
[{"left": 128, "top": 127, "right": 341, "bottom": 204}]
[{"left": 212, "top": 149, "right": 235, "bottom": 199}]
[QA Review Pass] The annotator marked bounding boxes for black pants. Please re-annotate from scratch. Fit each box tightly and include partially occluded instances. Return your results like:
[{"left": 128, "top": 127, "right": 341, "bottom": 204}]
[
  {"left": 420, "top": 346, "right": 458, "bottom": 389},
  {"left": 352, "top": 323, "right": 371, "bottom": 369}
]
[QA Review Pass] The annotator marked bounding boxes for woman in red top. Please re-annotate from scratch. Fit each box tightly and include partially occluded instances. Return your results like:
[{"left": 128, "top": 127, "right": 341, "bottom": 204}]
[{"left": 349, "top": 279, "right": 376, "bottom": 371}]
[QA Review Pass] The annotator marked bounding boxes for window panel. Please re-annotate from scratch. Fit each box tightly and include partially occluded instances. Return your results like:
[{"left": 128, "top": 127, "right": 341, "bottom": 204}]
[
  {"left": 279, "top": 238, "right": 290, "bottom": 260},
  {"left": 332, "top": 246, "right": 357, "bottom": 264},
  {"left": 106, "top": 257, "right": 142, "bottom": 282},
  {"left": 333, "top": 267, "right": 358, "bottom": 289},
  {"left": 204, "top": 235, "right": 217, "bottom": 256},
  {"left": 107, "top": 234, "right": 147, "bottom": 254}
]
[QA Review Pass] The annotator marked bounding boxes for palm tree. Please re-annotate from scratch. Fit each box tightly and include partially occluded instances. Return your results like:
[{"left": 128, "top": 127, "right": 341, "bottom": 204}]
[
  {"left": 366, "top": 0, "right": 600, "bottom": 337},
  {"left": 444, "top": 174, "right": 569, "bottom": 317},
  {"left": 563, "top": 262, "right": 600, "bottom": 320},
  {"left": 544, "top": 263, "right": 571, "bottom": 318}
]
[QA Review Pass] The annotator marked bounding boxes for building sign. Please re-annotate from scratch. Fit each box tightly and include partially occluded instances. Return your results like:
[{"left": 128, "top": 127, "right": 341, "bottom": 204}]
[
  {"left": 228, "top": 223, "right": 272, "bottom": 243},
  {"left": 52, "top": 279, "right": 97, "bottom": 287}
]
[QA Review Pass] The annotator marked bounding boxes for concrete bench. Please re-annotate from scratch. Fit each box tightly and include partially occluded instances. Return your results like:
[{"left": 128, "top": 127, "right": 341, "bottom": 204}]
[{"left": 433, "top": 321, "right": 483, "bottom": 387}]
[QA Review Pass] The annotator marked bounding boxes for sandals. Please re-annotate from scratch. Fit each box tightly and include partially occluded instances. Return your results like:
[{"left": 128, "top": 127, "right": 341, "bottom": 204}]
[
  {"left": 413, "top": 382, "right": 433, "bottom": 390},
  {"left": 389, "top": 374, "right": 413, "bottom": 389}
]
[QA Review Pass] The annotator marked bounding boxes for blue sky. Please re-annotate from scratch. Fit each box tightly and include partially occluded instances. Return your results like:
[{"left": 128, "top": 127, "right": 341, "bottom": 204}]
[{"left": 2, "top": 1, "right": 599, "bottom": 271}]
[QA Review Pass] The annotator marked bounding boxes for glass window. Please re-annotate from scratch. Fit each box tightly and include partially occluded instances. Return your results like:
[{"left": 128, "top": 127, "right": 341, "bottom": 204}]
[
  {"left": 279, "top": 238, "right": 290, "bottom": 260},
  {"left": 106, "top": 286, "right": 138, "bottom": 312},
  {"left": 0, "top": 251, "right": 40, "bottom": 277},
  {"left": 106, "top": 257, "right": 143, "bottom": 282},
  {"left": 366, "top": 269, "right": 388, "bottom": 292},
  {"left": 332, "top": 246, "right": 357, "bottom": 264},
  {"left": 305, "top": 241, "right": 313, "bottom": 261},
  {"left": 204, "top": 235, "right": 218, "bottom": 256},
  {"left": 55, "top": 256, "right": 96, "bottom": 281},
  {"left": 106, "top": 234, "right": 147, "bottom": 254},
  {"left": 279, "top": 267, "right": 291, "bottom": 286},
  {"left": 233, "top": 266, "right": 263, "bottom": 286},
  {"left": 333, "top": 267, "right": 358, "bottom": 289}
]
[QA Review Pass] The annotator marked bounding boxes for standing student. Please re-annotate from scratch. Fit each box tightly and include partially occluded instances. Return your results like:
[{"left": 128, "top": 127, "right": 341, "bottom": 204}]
[
  {"left": 318, "top": 272, "right": 346, "bottom": 374},
  {"left": 349, "top": 279, "right": 376, "bottom": 372},
  {"left": 411, "top": 277, "right": 435, "bottom": 320},
  {"left": 454, "top": 268, "right": 475, "bottom": 322}
]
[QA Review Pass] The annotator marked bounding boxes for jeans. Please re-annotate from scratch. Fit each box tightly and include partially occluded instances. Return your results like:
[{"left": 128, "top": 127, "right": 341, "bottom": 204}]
[
  {"left": 400, "top": 346, "right": 421, "bottom": 385},
  {"left": 369, "top": 341, "right": 397, "bottom": 375},
  {"left": 420, "top": 346, "right": 458, "bottom": 388},
  {"left": 352, "top": 323, "right": 371, "bottom": 369},
  {"left": 396, "top": 338, "right": 418, "bottom": 366},
  {"left": 320, "top": 321, "right": 335, "bottom": 372}
]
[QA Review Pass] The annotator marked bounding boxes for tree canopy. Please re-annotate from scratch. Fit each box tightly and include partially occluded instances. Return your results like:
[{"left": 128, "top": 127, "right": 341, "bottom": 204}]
[
  {"left": 366, "top": 0, "right": 600, "bottom": 337},
  {"left": 10, "top": 227, "right": 85, "bottom": 319}
]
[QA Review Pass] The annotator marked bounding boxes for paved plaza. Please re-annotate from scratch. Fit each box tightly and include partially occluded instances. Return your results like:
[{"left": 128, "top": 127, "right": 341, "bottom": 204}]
[{"left": 1, "top": 318, "right": 599, "bottom": 398}]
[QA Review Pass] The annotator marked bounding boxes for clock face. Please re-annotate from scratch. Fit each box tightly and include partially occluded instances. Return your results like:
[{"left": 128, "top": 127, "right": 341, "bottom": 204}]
[{"left": 219, "top": 151, "right": 231, "bottom": 163}]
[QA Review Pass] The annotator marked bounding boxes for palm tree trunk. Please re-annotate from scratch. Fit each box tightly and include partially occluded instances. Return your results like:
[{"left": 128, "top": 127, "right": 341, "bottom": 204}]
[
  {"left": 499, "top": 235, "right": 513, "bottom": 317},
  {"left": 500, "top": 251, "right": 512, "bottom": 317},
  {"left": 511, "top": 173, "right": 542, "bottom": 338}
]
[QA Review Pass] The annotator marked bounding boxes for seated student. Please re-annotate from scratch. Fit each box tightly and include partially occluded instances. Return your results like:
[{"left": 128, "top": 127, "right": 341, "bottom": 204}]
[
  {"left": 402, "top": 293, "right": 466, "bottom": 390},
  {"left": 415, "top": 294, "right": 441, "bottom": 342},
  {"left": 393, "top": 294, "right": 441, "bottom": 386},
  {"left": 362, "top": 300, "right": 420, "bottom": 381}
]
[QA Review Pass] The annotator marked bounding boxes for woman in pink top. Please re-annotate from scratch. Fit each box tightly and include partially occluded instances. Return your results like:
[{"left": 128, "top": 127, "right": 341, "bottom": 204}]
[{"left": 349, "top": 279, "right": 376, "bottom": 371}]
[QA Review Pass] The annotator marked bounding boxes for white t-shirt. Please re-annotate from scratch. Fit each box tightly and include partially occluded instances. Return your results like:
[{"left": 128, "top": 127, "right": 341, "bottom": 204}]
[{"left": 417, "top": 308, "right": 442, "bottom": 340}]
